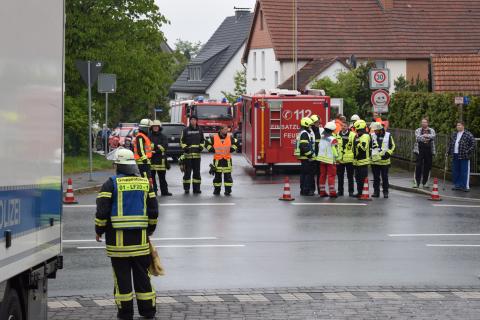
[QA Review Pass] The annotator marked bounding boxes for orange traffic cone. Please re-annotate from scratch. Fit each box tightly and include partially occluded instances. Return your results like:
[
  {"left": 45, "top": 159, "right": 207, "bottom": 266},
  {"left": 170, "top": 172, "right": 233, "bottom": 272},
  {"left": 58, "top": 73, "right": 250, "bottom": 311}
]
[
  {"left": 358, "top": 177, "right": 372, "bottom": 201},
  {"left": 428, "top": 177, "right": 442, "bottom": 201},
  {"left": 279, "top": 176, "right": 295, "bottom": 201},
  {"left": 63, "top": 178, "right": 78, "bottom": 204}
]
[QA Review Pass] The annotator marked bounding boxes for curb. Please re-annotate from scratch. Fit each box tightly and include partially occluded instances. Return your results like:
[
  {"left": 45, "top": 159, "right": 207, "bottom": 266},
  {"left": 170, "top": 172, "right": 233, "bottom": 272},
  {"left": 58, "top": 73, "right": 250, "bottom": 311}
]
[
  {"left": 73, "top": 185, "right": 102, "bottom": 195},
  {"left": 389, "top": 183, "right": 480, "bottom": 203}
]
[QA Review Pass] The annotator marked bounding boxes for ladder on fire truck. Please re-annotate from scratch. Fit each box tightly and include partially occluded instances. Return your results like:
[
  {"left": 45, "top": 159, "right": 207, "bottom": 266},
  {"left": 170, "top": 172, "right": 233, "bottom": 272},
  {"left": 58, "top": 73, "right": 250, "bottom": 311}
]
[{"left": 268, "top": 100, "right": 282, "bottom": 147}]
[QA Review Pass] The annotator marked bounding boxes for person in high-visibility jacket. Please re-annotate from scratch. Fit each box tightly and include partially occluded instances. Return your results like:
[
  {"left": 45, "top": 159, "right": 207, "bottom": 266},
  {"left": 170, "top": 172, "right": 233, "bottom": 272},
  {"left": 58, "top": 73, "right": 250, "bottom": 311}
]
[
  {"left": 295, "top": 117, "right": 315, "bottom": 196},
  {"left": 350, "top": 114, "right": 361, "bottom": 131},
  {"left": 310, "top": 114, "right": 323, "bottom": 194},
  {"left": 317, "top": 121, "right": 339, "bottom": 198},
  {"left": 180, "top": 115, "right": 205, "bottom": 194},
  {"left": 370, "top": 122, "right": 395, "bottom": 198},
  {"left": 353, "top": 120, "right": 371, "bottom": 198},
  {"left": 134, "top": 119, "right": 153, "bottom": 182},
  {"left": 337, "top": 120, "right": 356, "bottom": 197},
  {"left": 205, "top": 126, "right": 239, "bottom": 196},
  {"left": 95, "top": 148, "right": 158, "bottom": 320},
  {"left": 149, "top": 120, "right": 172, "bottom": 196}
]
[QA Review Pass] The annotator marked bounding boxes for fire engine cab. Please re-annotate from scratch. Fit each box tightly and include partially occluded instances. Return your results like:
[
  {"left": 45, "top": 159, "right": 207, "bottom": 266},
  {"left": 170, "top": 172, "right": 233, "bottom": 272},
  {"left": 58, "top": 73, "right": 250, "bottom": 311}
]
[
  {"left": 170, "top": 97, "right": 235, "bottom": 137},
  {"left": 242, "top": 90, "right": 330, "bottom": 174}
]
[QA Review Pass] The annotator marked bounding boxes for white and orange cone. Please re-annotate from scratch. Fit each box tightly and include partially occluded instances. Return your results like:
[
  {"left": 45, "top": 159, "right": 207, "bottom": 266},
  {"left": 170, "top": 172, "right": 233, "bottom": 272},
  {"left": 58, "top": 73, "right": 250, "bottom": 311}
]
[
  {"left": 358, "top": 177, "right": 372, "bottom": 201},
  {"left": 63, "top": 178, "right": 78, "bottom": 204},
  {"left": 428, "top": 177, "right": 442, "bottom": 201},
  {"left": 279, "top": 176, "right": 295, "bottom": 201}
]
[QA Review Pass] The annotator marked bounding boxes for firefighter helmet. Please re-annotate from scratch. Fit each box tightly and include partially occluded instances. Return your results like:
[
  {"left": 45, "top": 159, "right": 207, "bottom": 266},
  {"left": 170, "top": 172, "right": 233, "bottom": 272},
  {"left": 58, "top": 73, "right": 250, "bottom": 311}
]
[
  {"left": 310, "top": 114, "right": 320, "bottom": 123},
  {"left": 370, "top": 121, "right": 383, "bottom": 131},
  {"left": 114, "top": 148, "right": 136, "bottom": 165},
  {"left": 139, "top": 118, "right": 151, "bottom": 132},
  {"left": 351, "top": 114, "right": 361, "bottom": 122},
  {"left": 324, "top": 121, "right": 337, "bottom": 131},
  {"left": 300, "top": 117, "right": 314, "bottom": 127},
  {"left": 354, "top": 119, "right": 367, "bottom": 130},
  {"left": 151, "top": 120, "right": 162, "bottom": 127}
]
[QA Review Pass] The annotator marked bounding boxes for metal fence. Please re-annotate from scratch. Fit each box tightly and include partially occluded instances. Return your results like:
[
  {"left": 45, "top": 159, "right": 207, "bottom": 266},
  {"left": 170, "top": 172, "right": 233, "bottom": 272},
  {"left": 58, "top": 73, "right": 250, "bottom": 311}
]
[{"left": 389, "top": 128, "right": 479, "bottom": 176}]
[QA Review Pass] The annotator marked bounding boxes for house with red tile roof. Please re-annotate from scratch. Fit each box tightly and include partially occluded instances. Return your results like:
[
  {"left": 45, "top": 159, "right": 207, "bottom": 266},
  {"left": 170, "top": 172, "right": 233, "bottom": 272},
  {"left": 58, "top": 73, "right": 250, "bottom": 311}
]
[{"left": 242, "top": 0, "right": 480, "bottom": 94}]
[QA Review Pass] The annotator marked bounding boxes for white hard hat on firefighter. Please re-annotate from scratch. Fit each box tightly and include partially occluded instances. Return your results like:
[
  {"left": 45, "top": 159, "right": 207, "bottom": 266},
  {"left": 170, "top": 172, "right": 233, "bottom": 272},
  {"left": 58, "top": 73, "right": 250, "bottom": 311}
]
[
  {"left": 139, "top": 118, "right": 151, "bottom": 132},
  {"left": 150, "top": 120, "right": 162, "bottom": 127},
  {"left": 114, "top": 148, "right": 136, "bottom": 165},
  {"left": 351, "top": 114, "right": 361, "bottom": 122},
  {"left": 324, "top": 121, "right": 337, "bottom": 131}
]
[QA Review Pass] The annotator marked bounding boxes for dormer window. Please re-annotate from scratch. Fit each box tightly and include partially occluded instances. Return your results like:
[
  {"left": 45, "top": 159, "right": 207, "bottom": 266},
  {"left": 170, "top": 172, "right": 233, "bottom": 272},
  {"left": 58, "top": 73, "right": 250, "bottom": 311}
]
[{"left": 189, "top": 66, "right": 202, "bottom": 81}]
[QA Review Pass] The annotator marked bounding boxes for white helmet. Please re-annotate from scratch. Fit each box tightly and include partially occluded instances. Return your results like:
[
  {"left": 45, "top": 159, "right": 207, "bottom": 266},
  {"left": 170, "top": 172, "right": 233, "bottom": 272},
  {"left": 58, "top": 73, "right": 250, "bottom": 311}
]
[
  {"left": 370, "top": 122, "right": 383, "bottom": 131},
  {"left": 150, "top": 120, "right": 162, "bottom": 127},
  {"left": 114, "top": 148, "right": 136, "bottom": 165},
  {"left": 139, "top": 118, "right": 151, "bottom": 132},
  {"left": 350, "top": 114, "right": 361, "bottom": 122},
  {"left": 324, "top": 121, "right": 337, "bottom": 131}
]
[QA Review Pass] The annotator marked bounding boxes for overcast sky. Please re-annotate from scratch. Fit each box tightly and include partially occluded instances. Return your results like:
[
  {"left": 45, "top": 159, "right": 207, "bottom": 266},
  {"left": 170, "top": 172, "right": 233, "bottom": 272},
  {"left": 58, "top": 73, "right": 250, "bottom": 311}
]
[{"left": 156, "top": 0, "right": 256, "bottom": 48}]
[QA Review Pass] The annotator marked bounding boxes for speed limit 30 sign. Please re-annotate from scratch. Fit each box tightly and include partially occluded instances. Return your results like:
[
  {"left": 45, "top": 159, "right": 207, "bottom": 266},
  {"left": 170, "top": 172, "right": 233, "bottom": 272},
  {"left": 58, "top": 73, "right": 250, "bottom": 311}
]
[{"left": 369, "top": 69, "right": 390, "bottom": 89}]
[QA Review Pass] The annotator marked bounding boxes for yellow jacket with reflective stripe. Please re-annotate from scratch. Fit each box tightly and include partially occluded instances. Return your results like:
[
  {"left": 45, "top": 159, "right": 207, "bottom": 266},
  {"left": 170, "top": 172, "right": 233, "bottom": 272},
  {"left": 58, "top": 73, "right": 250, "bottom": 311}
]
[
  {"left": 353, "top": 132, "right": 371, "bottom": 166},
  {"left": 371, "top": 132, "right": 395, "bottom": 166}
]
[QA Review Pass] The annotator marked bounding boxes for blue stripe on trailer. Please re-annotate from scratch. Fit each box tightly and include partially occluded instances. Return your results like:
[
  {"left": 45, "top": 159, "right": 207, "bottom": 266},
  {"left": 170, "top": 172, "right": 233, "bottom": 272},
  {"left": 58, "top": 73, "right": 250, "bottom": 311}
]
[{"left": 0, "top": 186, "right": 62, "bottom": 240}]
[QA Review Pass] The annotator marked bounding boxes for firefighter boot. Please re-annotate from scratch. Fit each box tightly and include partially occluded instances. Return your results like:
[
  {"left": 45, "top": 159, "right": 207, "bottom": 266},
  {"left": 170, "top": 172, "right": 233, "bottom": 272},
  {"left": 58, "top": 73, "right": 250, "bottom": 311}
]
[
  {"left": 224, "top": 186, "right": 232, "bottom": 196},
  {"left": 213, "top": 187, "right": 221, "bottom": 195}
]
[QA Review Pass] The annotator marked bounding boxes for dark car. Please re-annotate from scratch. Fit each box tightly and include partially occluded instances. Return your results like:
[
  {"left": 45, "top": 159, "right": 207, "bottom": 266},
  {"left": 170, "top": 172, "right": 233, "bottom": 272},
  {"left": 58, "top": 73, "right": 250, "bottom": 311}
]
[
  {"left": 232, "top": 129, "right": 242, "bottom": 153},
  {"left": 162, "top": 123, "right": 186, "bottom": 162}
]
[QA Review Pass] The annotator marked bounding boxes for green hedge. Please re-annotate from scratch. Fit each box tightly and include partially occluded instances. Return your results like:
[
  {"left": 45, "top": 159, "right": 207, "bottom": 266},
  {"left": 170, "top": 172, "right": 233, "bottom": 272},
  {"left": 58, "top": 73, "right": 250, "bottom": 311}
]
[{"left": 389, "top": 92, "right": 480, "bottom": 136}]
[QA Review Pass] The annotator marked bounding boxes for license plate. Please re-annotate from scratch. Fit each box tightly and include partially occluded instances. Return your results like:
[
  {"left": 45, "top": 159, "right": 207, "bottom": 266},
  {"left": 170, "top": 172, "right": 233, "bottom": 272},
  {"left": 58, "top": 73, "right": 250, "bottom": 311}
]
[{"left": 168, "top": 143, "right": 180, "bottom": 147}]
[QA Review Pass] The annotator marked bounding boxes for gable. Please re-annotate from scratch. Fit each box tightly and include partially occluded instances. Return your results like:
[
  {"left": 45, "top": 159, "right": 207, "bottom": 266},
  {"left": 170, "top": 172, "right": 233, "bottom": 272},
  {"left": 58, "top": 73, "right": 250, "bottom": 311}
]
[{"left": 250, "top": 6, "right": 273, "bottom": 49}]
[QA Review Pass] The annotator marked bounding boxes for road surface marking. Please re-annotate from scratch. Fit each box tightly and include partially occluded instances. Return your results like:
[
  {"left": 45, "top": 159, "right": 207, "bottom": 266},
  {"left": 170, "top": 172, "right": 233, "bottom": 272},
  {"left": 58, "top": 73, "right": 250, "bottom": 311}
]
[
  {"left": 76, "top": 244, "right": 245, "bottom": 249},
  {"left": 432, "top": 204, "right": 480, "bottom": 208},
  {"left": 63, "top": 237, "right": 218, "bottom": 243},
  {"left": 291, "top": 203, "right": 368, "bottom": 206},
  {"left": 158, "top": 203, "right": 235, "bottom": 206},
  {"left": 426, "top": 244, "right": 480, "bottom": 247},
  {"left": 389, "top": 234, "right": 480, "bottom": 237},
  {"left": 64, "top": 204, "right": 95, "bottom": 208}
]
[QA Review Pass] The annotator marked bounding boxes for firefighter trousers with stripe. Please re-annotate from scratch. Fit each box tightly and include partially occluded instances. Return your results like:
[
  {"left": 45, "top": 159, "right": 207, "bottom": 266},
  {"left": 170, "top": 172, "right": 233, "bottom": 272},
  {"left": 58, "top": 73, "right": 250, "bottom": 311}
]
[
  {"left": 183, "top": 158, "right": 201, "bottom": 192},
  {"left": 151, "top": 170, "right": 169, "bottom": 195},
  {"left": 213, "top": 158, "right": 233, "bottom": 193},
  {"left": 111, "top": 255, "right": 156, "bottom": 320}
]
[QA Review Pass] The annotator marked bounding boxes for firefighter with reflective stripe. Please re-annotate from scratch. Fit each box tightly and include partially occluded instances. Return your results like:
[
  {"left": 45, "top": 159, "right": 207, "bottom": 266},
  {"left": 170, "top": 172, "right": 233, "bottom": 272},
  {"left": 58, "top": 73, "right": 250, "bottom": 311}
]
[
  {"left": 95, "top": 148, "right": 158, "bottom": 320},
  {"left": 134, "top": 119, "right": 153, "bottom": 182},
  {"left": 149, "top": 120, "right": 172, "bottom": 196},
  {"left": 350, "top": 114, "right": 361, "bottom": 131},
  {"left": 180, "top": 115, "right": 205, "bottom": 194},
  {"left": 310, "top": 114, "right": 323, "bottom": 194},
  {"left": 353, "top": 120, "right": 371, "bottom": 198},
  {"left": 370, "top": 122, "right": 396, "bottom": 198},
  {"left": 295, "top": 117, "right": 315, "bottom": 196},
  {"left": 205, "top": 126, "right": 239, "bottom": 196},
  {"left": 317, "top": 121, "right": 339, "bottom": 198},
  {"left": 337, "top": 120, "right": 356, "bottom": 197}
]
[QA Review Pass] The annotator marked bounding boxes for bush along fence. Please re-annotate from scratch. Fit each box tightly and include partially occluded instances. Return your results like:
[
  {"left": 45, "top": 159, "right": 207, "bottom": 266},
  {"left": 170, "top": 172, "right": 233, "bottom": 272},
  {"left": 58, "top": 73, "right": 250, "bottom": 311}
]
[{"left": 389, "top": 128, "right": 479, "bottom": 177}]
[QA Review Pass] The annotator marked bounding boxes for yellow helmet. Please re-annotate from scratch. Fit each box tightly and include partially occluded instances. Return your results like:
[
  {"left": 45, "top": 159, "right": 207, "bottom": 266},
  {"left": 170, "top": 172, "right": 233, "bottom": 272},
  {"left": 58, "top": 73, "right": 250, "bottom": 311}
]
[
  {"left": 301, "top": 117, "right": 314, "bottom": 127},
  {"left": 354, "top": 119, "right": 367, "bottom": 130},
  {"left": 310, "top": 114, "right": 320, "bottom": 123}
]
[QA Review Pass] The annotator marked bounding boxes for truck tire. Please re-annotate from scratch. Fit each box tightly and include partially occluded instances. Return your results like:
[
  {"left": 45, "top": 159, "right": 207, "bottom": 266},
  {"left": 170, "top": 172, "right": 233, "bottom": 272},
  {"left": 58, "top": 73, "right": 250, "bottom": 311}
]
[{"left": 0, "top": 289, "right": 23, "bottom": 320}]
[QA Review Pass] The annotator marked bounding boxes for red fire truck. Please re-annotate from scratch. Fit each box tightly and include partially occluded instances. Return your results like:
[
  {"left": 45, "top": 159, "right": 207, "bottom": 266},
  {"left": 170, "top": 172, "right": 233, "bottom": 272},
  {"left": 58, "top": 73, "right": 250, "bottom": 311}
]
[
  {"left": 242, "top": 90, "right": 331, "bottom": 174},
  {"left": 170, "top": 97, "right": 235, "bottom": 137}
]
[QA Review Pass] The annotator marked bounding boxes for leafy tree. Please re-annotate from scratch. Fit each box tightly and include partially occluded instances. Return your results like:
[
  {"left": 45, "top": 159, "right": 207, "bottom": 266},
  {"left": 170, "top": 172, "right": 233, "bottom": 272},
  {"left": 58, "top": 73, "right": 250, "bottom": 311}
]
[
  {"left": 222, "top": 70, "right": 247, "bottom": 104},
  {"left": 171, "top": 39, "right": 203, "bottom": 79},
  {"left": 65, "top": 0, "right": 175, "bottom": 154},
  {"left": 394, "top": 75, "right": 429, "bottom": 92}
]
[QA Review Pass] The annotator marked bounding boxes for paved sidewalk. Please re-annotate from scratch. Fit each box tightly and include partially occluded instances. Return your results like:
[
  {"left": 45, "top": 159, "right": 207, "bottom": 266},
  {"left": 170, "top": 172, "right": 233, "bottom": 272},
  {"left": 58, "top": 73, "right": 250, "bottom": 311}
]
[
  {"left": 48, "top": 286, "right": 480, "bottom": 319},
  {"left": 63, "top": 169, "right": 114, "bottom": 193},
  {"left": 388, "top": 169, "right": 480, "bottom": 202}
]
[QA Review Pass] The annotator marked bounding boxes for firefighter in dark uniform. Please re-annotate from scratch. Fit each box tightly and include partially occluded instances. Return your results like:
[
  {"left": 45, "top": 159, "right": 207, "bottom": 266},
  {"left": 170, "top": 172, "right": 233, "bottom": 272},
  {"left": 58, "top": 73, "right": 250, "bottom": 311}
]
[
  {"left": 295, "top": 117, "right": 315, "bottom": 196},
  {"left": 205, "top": 125, "right": 239, "bottom": 196},
  {"left": 180, "top": 115, "right": 205, "bottom": 194},
  {"left": 95, "top": 148, "right": 158, "bottom": 320},
  {"left": 353, "top": 120, "right": 371, "bottom": 198},
  {"left": 134, "top": 119, "right": 153, "bottom": 182},
  {"left": 370, "top": 122, "right": 395, "bottom": 198},
  {"left": 310, "top": 114, "right": 322, "bottom": 194},
  {"left": 337, "top": 120, "right": 356, "bottom": 197},
  {"left": 149, "top": 120, "right": 172, "bottom": 196}
]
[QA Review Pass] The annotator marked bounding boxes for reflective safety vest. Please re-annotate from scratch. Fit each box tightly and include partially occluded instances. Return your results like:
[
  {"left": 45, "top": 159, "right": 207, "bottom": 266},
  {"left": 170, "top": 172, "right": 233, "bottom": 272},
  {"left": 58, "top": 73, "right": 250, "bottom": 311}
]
[
  {"left": 371, "top": 132, "right": 394, "bottom": 165},
  {"left": 316, "top": 135, "right": 339, "bottom": 164},
  {"left": 110, "top": 175, "right": 150, "bottom": 229},
  {"left": 134, "top": 132, "right": 153, "bottom": 162},
  {"left": 338, "top": 131, "right": 356, "bottom": 164},
  {"left": 213, "top": 134, "right": 232, "bottom": 160},
  {"left": 294, "top": 129, "right": 315, "bottom": 159},
  {"left": 353, "top": 133, "right": 371, "bottom": 166}
]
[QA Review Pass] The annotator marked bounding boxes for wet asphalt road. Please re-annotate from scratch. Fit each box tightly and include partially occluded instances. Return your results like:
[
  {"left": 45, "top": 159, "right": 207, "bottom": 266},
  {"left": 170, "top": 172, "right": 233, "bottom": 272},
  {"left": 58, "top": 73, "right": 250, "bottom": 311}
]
[{"left": 51, "top": 154, "right": 480, "bottom": 296}]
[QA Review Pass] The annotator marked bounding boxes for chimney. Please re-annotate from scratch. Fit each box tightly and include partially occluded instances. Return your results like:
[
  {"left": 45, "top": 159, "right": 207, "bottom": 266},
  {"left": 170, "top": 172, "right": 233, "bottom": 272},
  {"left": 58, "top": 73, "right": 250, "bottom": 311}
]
[
  {"left": 234, "top": 7, "right": 250, "bottom": 21},
  {"left": 378, "top": 0, "right": 394, "bottom": 11}
]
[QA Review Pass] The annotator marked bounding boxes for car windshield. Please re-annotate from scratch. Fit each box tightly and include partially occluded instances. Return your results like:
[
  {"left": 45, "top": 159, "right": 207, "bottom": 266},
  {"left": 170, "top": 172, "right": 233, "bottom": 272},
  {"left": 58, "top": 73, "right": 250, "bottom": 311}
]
[
  {"left": 195, "top": 105, "right": 232, "bottom": 120},
  {"left": 162, "top": 125, "right": 184, "bottom": 136}
]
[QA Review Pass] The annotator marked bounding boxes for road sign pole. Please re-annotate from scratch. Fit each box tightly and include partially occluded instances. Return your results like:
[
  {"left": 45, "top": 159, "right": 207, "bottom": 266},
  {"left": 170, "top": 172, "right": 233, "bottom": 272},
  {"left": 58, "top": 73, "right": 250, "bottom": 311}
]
[
  {"left": 105, "top": 92, "right": 108, "bottom": 155},
  {"left": 87, "top": 60, "right": 93, "bottom": 181}
]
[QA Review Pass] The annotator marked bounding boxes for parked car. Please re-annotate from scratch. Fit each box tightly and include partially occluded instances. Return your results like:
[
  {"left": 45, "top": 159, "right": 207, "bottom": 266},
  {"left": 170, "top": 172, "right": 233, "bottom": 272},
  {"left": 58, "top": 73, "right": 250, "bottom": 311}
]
[
  {"left": 162, "top": 123, "right": 186, "bottom": 162},
  {"left": 232, "top": 129, "right": 242, "bottom": 153}
]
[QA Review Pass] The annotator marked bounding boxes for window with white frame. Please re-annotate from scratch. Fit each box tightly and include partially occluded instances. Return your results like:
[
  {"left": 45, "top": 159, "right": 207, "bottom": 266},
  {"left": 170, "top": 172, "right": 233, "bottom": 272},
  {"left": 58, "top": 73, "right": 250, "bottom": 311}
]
[
  {"left": 274, "top": 71, "right": 279, "bottom": 87},
  {"left": 189, "top": 66, "right": 201, "bottom": 81},
  {"left": 253, "top": 52, "right": 257, "bottom": 79},
  {"left": 261, "top": 51, "right": 265, "bottom": 79}
]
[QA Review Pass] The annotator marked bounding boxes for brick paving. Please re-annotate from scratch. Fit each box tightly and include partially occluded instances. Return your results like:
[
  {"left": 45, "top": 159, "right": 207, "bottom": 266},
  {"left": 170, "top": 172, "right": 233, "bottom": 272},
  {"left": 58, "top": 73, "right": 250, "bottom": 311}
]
[{"left": 48, "top": 286, "right": 480, "bottom": 319}]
